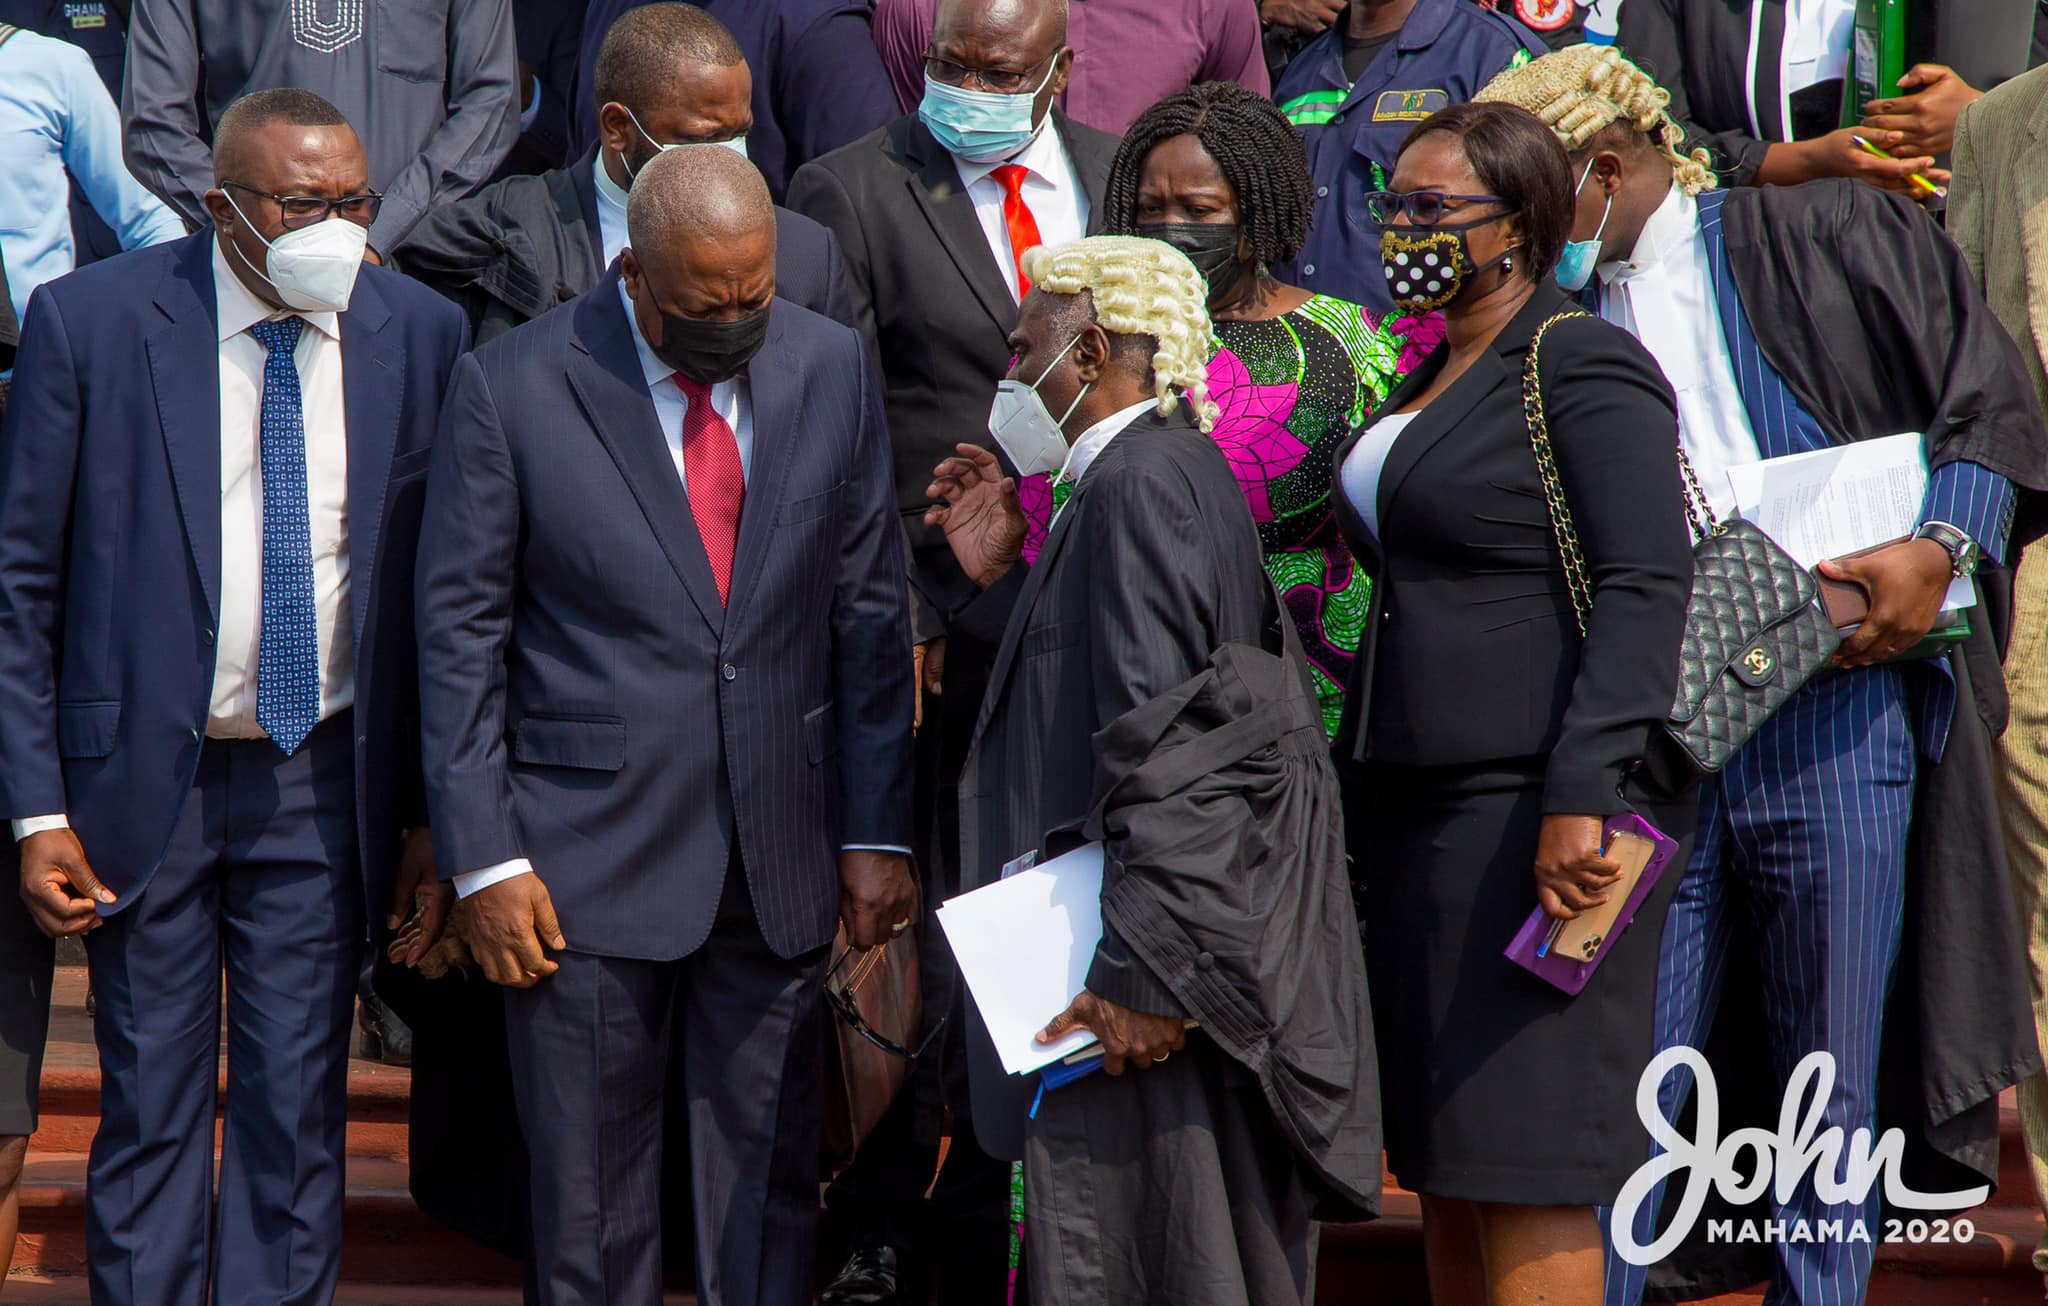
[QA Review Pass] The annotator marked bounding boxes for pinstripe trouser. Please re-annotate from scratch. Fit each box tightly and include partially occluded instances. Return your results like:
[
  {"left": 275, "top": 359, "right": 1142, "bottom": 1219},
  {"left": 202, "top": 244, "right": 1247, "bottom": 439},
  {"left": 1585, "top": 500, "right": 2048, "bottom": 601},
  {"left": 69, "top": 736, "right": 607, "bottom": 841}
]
[
  {"left": 1994, "top": 544, "right": 2048, "bottom": 1272},
  {"left": 1603, "top": 666, "right": 1916, "bottom": 1306}
]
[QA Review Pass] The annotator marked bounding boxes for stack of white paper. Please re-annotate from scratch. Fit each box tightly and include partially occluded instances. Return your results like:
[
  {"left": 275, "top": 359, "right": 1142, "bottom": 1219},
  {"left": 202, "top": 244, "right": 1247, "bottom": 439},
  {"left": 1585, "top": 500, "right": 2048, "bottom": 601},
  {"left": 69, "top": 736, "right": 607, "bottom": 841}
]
[
  {"left": 936, "top": 842, "right": 1104, "bottom": 1076},
  {"left": 1723, "top": 433, "right": 1975, "bottom": 612}
]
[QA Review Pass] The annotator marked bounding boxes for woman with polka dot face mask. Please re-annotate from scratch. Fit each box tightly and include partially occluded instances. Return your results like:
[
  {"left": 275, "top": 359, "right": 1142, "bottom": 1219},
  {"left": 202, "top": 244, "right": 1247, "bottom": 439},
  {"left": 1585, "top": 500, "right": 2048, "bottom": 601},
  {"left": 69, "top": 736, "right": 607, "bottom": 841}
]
[
  {"left": 1366, "top": 186, "right": 1521, "bottom": 316},
  {"left": 1330, "top": 100, "right": 1697, "bottom": 1306}
]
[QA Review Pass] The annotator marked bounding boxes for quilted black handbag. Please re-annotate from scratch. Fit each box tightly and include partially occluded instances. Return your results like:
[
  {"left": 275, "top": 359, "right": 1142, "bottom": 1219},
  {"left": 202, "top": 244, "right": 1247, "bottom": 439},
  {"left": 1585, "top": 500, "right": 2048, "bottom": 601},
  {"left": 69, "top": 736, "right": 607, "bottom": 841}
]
[{"left": 1524, "top": 312, "right": 1840, "bottom": 793}]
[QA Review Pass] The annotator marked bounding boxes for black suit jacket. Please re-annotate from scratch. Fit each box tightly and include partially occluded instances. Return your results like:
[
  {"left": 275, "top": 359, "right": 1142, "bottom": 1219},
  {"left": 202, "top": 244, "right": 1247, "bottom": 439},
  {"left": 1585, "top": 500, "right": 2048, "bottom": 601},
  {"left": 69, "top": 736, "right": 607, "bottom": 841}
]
[
  {"left": 785, "top": 113, "right": 1120, "bottom": 637},
  {"left": 392, "top": 146, "right": 852, "bottom": 346},
  {"left": 1331, "top": 289, "right": 1693, "bottom": 815},
  {"left": 416, "top": 278, "right": 913, "bottom": 961},
  {"left": 953, "top": 408, "right": 1274, "bottom": 1158}
]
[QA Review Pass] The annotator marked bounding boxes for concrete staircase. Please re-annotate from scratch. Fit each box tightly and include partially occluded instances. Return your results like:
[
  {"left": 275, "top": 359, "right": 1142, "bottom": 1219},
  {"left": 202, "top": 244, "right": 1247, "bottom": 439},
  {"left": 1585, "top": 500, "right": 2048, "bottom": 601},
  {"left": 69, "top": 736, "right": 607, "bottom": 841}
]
[{"left": 12, "top": 964, "right": 2045, "bottom": 1304}]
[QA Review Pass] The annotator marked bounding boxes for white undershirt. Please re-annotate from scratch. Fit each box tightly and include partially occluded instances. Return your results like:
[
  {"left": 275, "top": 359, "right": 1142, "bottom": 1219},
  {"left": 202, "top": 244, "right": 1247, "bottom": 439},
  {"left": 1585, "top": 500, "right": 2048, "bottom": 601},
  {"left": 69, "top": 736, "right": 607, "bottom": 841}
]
[
  {"left": 1340, "top": 411, "right": 1419, "bottom": 541},
  {"left": 1596, "top": 183, "right": 1760, "bottom": 521}
]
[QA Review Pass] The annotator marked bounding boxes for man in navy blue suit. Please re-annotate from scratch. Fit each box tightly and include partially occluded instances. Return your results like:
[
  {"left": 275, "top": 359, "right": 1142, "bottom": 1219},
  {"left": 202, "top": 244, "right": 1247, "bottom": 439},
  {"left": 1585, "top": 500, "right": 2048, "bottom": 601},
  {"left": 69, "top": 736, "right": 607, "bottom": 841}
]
[
  {"left": 0, "top": 88, "right": 468, "bottom": 1306},
  {"left": 417, "top": 142, "right": 917, "bottom": 1305}
]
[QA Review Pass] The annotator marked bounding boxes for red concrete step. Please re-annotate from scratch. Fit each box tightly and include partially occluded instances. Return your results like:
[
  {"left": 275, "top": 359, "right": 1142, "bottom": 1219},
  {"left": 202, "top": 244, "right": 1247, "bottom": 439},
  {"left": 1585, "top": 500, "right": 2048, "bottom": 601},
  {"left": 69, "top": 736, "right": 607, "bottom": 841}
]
[
  {"left": 13, "top": 1152, "right": 524, "bottom": 1288},
  {"left": 29, "top": 966, "right": 408, "bottom": 1161}
]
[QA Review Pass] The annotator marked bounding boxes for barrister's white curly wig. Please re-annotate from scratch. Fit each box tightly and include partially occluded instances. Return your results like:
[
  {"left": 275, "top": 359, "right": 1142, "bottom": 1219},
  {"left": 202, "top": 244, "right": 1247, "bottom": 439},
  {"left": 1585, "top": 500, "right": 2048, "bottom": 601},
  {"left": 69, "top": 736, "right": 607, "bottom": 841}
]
[
  {"left": 1019, "top": 236, "right": 1218, "bottom": 433},
  {"left": 1477, "top": 44, "right": 1717, "bottom": 197}
]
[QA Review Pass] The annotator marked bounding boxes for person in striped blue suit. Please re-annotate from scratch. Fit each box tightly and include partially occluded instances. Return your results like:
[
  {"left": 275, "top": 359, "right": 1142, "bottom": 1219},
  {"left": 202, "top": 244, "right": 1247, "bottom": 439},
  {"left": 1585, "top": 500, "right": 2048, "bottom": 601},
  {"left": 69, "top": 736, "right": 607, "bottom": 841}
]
[{"left": 1482, "top": 45, "right": 2048, "bottom": 1306}]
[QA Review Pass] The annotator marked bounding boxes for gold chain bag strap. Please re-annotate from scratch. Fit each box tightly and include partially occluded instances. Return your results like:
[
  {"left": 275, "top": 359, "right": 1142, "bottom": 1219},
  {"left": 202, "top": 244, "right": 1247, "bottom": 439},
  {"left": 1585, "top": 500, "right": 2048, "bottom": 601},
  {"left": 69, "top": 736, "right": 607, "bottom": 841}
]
[{"left": 1523, "top": 311, "right": 1840, "bottom": 793}]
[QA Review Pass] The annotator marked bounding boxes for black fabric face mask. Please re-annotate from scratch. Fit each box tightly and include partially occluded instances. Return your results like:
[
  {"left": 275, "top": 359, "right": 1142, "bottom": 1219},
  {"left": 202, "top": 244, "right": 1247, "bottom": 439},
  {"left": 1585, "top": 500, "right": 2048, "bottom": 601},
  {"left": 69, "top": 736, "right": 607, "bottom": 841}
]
[
  {"left": 654, "top": 304, "right": 770, "bottom": 385},
  {"left": 1136, "top": 222, "right": 1247, "bottom": 288}
]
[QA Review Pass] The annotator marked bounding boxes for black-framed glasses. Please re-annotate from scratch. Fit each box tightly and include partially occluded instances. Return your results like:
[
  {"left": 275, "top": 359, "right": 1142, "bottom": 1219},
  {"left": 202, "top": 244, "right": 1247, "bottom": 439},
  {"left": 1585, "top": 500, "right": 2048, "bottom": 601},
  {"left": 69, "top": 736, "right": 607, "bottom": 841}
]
[
  {"left": 923, "top": 47, "right": 1057, "bottom": 94},
  {"left": 1363, "top": 190, "right": 1513, "bottom": 228},
  {"left": 222, "top": 180, "right": 383, "bottom": 230},
  {"left": 824, "top": 943, "right": 946, "bottom": 1062}
]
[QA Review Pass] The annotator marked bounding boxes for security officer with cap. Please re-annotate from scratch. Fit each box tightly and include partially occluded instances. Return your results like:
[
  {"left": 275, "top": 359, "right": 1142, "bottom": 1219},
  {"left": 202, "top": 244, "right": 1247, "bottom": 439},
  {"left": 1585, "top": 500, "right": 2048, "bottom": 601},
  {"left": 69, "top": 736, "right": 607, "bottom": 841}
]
[{"left": 1272, "top": 0, "right": 1544, "bottom": 313}]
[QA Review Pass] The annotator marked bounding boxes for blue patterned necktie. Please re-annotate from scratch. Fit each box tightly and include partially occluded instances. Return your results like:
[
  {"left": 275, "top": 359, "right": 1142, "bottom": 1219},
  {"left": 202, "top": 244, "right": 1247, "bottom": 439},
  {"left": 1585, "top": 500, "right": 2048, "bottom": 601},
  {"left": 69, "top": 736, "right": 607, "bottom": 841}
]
[{"left": 249, "top": 318, "right": 320, "bottom": 756}]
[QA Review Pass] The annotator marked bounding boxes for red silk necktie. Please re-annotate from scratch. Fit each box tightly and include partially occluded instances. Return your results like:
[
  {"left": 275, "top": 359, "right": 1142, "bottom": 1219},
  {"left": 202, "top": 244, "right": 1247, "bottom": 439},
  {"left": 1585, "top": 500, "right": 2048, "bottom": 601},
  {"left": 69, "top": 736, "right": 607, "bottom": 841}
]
[
  {"left": 992, "top": 164, "right": 1042, "bottom": 297},
  {"left": 676, "top": 375, "right": 745, "bottom": 606}
]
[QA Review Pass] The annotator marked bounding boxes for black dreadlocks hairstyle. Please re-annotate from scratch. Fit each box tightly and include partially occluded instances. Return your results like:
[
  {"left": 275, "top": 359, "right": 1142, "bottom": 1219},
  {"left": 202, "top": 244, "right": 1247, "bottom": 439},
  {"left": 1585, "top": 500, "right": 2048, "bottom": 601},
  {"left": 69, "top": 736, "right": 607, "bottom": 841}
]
[{"left": 1102, "top": 81, "right": 1315, "bottom": 269}]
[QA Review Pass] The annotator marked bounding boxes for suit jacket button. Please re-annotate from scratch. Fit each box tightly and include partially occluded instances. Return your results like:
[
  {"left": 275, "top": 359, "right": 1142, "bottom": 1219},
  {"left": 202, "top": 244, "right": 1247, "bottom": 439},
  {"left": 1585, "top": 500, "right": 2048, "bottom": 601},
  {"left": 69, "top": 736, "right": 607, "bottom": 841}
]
[
  {"left": 722, "top": 663, "right": 737, "bottom": 682},
  {"left": 1196, "top": 951, "right": 1216, "bottom": 971},
  {"left": 188, "top": 728, "right": 200, "bottom": 742},
  {"left": 202, "top": 627, "right": 216, "bottom": 646}
]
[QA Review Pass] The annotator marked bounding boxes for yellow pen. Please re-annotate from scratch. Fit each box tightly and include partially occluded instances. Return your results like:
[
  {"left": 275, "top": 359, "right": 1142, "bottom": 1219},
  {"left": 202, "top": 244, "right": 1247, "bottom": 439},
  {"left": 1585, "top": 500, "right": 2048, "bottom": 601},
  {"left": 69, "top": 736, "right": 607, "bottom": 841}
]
[{"left": 1851, "top": 134, "right": 1946, "bottom": 199}]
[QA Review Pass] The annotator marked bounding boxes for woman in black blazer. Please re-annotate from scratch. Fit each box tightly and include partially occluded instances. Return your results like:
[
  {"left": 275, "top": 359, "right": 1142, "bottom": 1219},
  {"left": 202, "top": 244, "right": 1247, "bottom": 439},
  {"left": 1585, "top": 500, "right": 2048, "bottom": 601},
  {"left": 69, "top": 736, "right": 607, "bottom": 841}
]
[{"left": 1332, "top": 103, "right": 1694, "bottom": 1303}]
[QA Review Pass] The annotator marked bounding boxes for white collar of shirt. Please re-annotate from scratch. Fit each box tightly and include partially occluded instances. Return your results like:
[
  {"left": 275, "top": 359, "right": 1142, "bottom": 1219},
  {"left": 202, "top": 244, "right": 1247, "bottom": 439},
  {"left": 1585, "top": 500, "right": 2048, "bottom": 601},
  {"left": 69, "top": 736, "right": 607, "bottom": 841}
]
[
  {"left": 952, "top": 118, "right": 1065, "bottom": 192},
  {"left": 952, "top": 124, "right": 1088, "bottom": 301},
  {"left": 211, "top": 237, "right": 340, "bottom": 343},
  {"left": 1057, "top": 397, "right": 1162, "bottom": 489},
  {"left": 1597, "top": 180, "right": 1691, "bottom": 286},
  {"left": 615, "top": 279, "right": 753, "bottom": 486},
  {"left": 594, "top": 149, "right": 630, "bottom": 268}
]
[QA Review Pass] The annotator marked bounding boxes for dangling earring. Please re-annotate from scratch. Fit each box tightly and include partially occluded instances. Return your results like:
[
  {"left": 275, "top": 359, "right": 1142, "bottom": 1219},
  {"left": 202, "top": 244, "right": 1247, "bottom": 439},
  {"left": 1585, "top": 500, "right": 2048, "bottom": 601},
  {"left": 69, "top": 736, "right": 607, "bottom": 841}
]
[{"left": 1501, "top": 254, "right": 1515, "bottom": 274}]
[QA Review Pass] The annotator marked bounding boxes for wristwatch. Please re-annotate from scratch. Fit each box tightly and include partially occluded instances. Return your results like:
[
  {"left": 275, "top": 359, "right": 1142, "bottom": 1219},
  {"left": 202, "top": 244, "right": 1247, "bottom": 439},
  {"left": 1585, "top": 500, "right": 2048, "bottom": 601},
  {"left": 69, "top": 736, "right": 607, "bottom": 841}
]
[{"left": 1912, "top": 521, "right": 1982, "bottom": 579}]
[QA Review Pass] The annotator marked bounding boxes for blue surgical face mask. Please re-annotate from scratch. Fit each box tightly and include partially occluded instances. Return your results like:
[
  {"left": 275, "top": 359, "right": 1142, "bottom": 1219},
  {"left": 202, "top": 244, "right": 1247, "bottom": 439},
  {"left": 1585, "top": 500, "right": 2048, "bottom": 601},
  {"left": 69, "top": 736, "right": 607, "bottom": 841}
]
[
  {"left": 1554, "top": 159, "right": 1613, "bottom": 293},
  {"left": 918, "top": 60, "right": 1058, "bottom": 164}
]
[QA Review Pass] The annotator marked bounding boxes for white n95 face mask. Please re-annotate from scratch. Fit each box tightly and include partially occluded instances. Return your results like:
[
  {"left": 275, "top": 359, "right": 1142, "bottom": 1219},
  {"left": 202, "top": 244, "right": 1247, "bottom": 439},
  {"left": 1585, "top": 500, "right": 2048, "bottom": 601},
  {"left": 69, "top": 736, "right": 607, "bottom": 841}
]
[
  {"left": 987, "top": 333, "right": 1089, "bottom": 479},
  {"left": 623, "top": 106, "right": 749, "bottom": 182},
  {"left": 223, "top": 191, "right": 368, "bottom": 313}
]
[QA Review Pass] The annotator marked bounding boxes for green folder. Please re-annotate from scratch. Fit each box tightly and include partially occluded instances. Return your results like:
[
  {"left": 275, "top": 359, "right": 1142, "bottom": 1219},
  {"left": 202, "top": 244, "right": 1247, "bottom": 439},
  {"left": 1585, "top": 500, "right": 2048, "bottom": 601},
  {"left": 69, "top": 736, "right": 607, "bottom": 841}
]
[{"left": 1841, "top": 0, "right": 1909, "bottom": 129}]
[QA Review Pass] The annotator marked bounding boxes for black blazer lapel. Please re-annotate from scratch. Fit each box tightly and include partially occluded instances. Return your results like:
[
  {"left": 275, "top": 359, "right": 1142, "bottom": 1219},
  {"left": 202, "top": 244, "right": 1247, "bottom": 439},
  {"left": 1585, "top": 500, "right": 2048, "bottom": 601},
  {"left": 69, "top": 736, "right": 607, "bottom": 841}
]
[
  {"left": 146, "top": 233, "right": 226, "bottom": 626},
  {"left": 565, "top": 281, "right": 726, "bottom": 634},
  {"left": 338, "top": 273, "right": 401, "bottom": 657},
  {"left": 971, "top": 473, "right": 1090, "bottom": 747},
  {"left": 1372, "top": 290, "right": 1568, "bottom": 531},
  {"left": 567, "top": 145, "right": 605, "bottom": 269},
  {"left": 1058, "top": 112, "right": 1118, "bottom": 215},
  {"left": 902, "top": 121, "right": 1019, "bottom": 338},
  {"left": 723, "top": 313, "right": 803, "bottom": 631}
]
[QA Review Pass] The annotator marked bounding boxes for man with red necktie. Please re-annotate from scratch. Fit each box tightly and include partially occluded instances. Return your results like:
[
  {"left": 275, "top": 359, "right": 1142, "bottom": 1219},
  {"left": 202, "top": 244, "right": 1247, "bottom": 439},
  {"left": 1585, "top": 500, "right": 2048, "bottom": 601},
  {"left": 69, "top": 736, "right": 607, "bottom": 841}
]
[{"left": 415, "top": 143, "right": 917, "bottom": 1306}]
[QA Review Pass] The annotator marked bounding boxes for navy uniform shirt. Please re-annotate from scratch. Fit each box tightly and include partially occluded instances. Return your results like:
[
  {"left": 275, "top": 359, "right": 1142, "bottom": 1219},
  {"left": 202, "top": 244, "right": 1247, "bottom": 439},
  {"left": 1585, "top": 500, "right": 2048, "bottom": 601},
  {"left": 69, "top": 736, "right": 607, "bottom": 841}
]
[
  {"left": 1273, "top": 0, "right": 1545, "bottom": 313},
  {"left": 0, "top": 0, "right": 126, "bottom": 95}
]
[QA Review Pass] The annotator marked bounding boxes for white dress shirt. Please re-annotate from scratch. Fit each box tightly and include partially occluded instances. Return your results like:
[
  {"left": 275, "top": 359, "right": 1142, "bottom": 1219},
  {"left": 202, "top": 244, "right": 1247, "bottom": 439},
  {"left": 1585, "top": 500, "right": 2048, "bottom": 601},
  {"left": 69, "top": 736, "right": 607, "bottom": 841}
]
[
  {"left": 594, "top": 149, "right": 630, "bottom": 268},
  {"left": 1596, "top": 183, "right": 1761, "bottom": 522},
  {"left": 1044, "top": 397, "right": 1167, "bottom": 531},
  {"left": 1782, "top": 0, "right": 1856, "bottom": 95},
  {"left": 15, "top": 241, "right": 355, "bottom": 842},
  {"left": 953, "top": 125, "right": 1089, "bottom": 302}
]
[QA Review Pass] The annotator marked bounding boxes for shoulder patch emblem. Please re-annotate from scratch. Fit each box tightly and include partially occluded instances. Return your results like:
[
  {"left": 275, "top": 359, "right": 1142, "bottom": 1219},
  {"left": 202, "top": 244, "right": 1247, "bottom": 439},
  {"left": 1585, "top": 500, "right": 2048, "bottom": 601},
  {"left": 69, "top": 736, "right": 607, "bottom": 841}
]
[{"left": 1371, "top": 89, "right": 1450, "bottom": 123}]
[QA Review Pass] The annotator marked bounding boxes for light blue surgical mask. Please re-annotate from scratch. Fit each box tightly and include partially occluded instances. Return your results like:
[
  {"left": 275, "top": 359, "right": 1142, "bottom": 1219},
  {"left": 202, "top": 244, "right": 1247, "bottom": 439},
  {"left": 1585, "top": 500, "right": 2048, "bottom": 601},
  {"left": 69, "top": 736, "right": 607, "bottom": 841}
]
[
  {"left": 1555, "top": 159, "right": 1612, "bottom": 293},
  {"left": 918, "top": 61, "right": 1057, "bottom": 164}
]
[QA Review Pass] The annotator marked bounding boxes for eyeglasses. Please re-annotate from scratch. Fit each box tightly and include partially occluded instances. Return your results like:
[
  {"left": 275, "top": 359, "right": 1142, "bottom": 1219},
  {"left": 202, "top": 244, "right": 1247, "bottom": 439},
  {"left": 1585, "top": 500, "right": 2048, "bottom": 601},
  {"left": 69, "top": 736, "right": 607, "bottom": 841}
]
[
  {"left": 823, "top": 942, "right": 946, "bottom": 1062},
  {"left": 923, "top": 47, "right": 1058, "bottom": 95},
  {"left": 221, "top": 181, "right": 383, "bottom": 230},
  {"left": 1362, "top": 190, "right": 1514, "bottom": 228}
]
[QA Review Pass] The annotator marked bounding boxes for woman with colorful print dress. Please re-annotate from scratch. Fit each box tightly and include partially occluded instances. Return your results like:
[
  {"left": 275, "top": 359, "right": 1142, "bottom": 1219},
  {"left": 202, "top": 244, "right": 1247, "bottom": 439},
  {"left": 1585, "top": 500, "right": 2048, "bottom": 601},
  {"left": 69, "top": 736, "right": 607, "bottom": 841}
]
[{"left": 1017, "top": 81, "right": 1436, "bottom": 737}]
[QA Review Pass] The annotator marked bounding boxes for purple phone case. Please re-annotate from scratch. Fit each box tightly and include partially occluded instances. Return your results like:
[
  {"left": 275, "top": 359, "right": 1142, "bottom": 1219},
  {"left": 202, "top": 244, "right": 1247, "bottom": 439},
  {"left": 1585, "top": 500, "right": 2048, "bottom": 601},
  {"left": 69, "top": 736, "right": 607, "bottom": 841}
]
[{"left": 1504, "top": 813, "right": 1680, "bottom": 996}]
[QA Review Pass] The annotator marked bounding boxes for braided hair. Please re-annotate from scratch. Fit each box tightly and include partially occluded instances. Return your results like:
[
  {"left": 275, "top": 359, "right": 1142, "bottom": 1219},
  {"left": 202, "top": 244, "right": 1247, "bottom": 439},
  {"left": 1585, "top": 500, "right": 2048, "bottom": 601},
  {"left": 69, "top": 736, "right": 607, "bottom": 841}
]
[{"left": 1102, "top": 82, "right": 1315, "bottom": 268}]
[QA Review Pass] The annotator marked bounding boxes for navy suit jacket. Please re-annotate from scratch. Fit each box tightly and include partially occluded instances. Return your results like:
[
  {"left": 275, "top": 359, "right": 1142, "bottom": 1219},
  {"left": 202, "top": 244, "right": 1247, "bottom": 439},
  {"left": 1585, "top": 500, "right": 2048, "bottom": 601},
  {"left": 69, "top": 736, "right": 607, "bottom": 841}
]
[
  {"left": 0, "top": 231, "right": 469, "bottom": 923},
  {"left": 416, "top": 278, "right": 913, "bottom": 961}
]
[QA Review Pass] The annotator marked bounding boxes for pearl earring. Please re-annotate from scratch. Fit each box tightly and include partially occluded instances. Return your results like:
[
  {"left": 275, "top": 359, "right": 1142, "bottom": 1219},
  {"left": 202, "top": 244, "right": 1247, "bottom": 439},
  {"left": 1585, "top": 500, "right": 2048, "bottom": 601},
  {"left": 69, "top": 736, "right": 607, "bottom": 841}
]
[{"left": 1501, "top": 254, "right": 1515, "bottom": 274}]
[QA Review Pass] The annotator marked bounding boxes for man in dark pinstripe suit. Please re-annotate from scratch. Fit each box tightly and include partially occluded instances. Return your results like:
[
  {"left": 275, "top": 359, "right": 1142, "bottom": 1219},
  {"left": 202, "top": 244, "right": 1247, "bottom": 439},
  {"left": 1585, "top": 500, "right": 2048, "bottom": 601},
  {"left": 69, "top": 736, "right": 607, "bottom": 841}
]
[{"left": 415, "top": 145, "right": 917, "bottom": 1306}]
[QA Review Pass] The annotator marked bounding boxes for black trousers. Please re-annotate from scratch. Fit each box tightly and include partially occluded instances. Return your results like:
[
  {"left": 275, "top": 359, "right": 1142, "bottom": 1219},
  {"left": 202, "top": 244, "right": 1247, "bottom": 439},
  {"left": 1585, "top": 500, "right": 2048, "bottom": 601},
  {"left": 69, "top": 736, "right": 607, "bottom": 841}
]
[{"left": 504, "top": 862, "right": 828, "bottom": 1306}]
